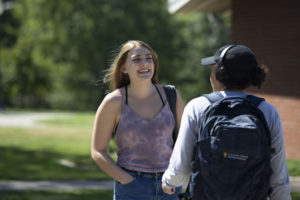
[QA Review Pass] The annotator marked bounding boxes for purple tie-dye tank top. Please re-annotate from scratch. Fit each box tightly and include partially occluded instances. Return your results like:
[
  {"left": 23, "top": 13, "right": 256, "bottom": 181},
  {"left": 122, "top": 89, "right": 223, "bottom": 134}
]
[{"left": 115, "top": 89, "right": 175, "bottom": 173}]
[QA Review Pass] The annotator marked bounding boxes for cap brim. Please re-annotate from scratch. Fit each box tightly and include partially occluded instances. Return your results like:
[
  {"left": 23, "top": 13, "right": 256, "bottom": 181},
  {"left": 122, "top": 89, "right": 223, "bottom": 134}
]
[{"left": 201, "top": 56, "right": 216, "bottom": 66}]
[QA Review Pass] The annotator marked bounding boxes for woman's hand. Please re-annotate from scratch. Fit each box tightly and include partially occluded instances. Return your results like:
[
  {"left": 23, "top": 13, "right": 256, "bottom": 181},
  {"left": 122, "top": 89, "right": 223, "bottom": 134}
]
[{"left": 119, "top": 173, "right": 134, "bottom": 185}]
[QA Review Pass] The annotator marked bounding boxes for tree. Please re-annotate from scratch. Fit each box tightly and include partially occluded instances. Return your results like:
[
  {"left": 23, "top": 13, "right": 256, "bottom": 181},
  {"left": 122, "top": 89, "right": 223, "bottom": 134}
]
[
  {"left": 1, "top": 0, "right": 188, "bottom": 110},
  {"left": 0, "top": 0, "right": 230, "bottom": 109},
  {"left": 173, "top": 12, "right": 231, "bottom": 101},
  {"left": 0, "top": 0, "right": 53, "bottom": 108}
]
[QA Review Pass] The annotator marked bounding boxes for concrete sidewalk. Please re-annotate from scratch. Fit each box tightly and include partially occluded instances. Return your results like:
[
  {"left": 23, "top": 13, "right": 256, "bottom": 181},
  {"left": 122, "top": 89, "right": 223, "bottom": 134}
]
[
  {"left": 290, "top": 176, "right": 300, "bottom": 192},
  {"left": 0, "top": 177, "right": 300, "bottom": 192},
  {"left": 0, "top": 112, "right": 73, "bottom": 127},
  {"left": 0, "top": 180, "right": 114, "bottom": 191}
]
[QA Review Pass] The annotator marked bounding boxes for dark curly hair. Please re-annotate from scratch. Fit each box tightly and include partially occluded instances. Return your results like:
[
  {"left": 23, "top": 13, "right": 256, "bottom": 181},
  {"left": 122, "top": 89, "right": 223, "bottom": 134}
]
[{"left": 215, "top": 59, "right": 268, "bottom": 90}]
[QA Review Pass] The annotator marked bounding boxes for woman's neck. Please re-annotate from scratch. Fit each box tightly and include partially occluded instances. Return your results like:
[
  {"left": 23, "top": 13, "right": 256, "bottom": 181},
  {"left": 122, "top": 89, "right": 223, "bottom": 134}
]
[{"left": 127, "top": 82, "right": 156, "bottom": 99}]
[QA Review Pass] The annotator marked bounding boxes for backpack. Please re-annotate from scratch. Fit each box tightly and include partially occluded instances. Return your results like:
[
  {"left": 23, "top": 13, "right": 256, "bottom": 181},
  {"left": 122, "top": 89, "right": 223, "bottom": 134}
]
[
  {"left": 189, "top": 92, "right": 273, "bottom": 200},
  {"left": 163, "top": 85, "right": 178, "bottom": 144}
]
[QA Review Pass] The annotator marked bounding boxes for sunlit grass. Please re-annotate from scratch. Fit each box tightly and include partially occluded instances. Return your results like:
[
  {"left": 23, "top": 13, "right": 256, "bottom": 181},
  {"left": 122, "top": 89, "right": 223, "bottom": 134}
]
[
  {"left": 0, "top": 111, "right": 115, "bottom": 180},
  {"left": 0, "top": 126, "right": 92, "bottom": 155},
  {"left": 287, "top": 160, "right": 300, "bottom": 176},
  {"left": 0, "top": 110, "right": 299, "bottom": 188},
  {"left": 38, "top": 111, "right": 95, "bottom": 129}
]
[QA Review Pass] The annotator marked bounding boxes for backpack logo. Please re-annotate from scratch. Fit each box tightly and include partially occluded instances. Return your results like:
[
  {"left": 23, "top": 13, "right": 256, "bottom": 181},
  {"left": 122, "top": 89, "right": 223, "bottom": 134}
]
[{"left": 223, "top": 152, "right": 248, "bottom": 161}]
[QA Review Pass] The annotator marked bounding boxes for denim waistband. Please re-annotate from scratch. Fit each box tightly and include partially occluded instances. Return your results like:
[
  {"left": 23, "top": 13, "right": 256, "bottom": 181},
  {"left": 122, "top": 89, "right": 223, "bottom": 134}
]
[{"left": 122, "top": 168, "right": 164, "bottom": 178}]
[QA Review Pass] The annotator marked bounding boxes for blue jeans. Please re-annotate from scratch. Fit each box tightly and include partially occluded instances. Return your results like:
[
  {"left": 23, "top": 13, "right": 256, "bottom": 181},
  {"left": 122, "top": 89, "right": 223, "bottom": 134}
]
[{"left": 114, "top": 171, "right": 181, "bottom": 200}]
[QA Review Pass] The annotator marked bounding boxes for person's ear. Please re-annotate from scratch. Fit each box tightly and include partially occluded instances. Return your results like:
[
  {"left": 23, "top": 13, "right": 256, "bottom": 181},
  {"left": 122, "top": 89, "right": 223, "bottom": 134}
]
[{"left": 121, "top": 65, "right": 127, "bottom": 74}]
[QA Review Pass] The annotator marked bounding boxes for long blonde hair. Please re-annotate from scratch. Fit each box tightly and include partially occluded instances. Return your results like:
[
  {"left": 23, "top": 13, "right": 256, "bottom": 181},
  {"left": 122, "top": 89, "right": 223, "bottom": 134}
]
[{"left": 104, "top": 40, "right": 159, "bottom": 91}]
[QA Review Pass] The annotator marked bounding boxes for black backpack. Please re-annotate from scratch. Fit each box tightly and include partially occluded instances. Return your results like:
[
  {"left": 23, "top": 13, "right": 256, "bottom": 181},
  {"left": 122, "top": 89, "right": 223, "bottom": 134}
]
[{"left": 188, "top": 92, "right": 273, "bottom": 200}]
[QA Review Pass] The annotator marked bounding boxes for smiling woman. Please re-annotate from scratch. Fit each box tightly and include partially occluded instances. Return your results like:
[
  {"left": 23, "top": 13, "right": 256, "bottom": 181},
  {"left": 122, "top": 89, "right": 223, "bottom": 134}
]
[
  {"left": 123, "top": 47, "right": 154, "bottom": 81},
  {"left": 91, "top": 40, "right": 185, "bottom": 200},
  {"left": 104, "top": 40, "right": 159, "bottom": 91}
]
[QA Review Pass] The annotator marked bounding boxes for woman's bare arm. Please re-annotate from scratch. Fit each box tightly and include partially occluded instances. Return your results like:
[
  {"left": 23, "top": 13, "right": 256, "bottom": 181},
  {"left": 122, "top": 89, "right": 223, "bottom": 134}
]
[{"left": 91, "top": 91, "right": 133, "bottom": 184}]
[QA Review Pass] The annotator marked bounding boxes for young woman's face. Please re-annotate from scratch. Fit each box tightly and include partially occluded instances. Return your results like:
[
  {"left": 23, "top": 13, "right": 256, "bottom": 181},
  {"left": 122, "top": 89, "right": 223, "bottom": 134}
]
[{"left": 122, "top": 46, "right": 154, "bottom": 82}]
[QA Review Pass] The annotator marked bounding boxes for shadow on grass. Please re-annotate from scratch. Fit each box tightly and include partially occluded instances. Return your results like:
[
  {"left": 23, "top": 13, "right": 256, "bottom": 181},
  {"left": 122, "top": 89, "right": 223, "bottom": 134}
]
[
  {"left": 0, "top": 190, "right": 113, "bottom": 200},
  {"left": 0, "top": 146, "right": 111, "bottom": 180},
  {"left": 292, "top": 192, "right": 300, "bottom": 200}
]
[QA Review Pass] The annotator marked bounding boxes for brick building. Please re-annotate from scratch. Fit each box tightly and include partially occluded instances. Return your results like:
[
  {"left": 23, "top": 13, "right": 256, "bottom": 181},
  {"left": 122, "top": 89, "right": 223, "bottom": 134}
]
[{"left": 169, "top": 0, "right": 300, "bottom": 159}]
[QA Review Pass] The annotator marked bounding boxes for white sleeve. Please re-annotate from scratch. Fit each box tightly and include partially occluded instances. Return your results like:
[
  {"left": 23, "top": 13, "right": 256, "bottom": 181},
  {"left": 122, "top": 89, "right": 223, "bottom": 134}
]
[
  {"left": 162, "top": 97, "right": 210, "bottom": 187},
  {"left": 259, "top": 103, "right": 291, "bottom": 200}
]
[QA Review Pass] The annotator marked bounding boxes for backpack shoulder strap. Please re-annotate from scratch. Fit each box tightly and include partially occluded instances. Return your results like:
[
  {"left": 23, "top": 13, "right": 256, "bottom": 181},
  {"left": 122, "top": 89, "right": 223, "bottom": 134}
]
[
  {"left": 246, "top": 95, "right": 265, "bottom": 107},
  {"left": 163, "top": 85, "right": 178, "bottom": 143},
  {"left": 202, "top": 92, "right": 223, "bottom": 103},
  {"left": 246, "top": 95, "right": 272, "bottom": 147},
  {"left": 203, "top": 93, "right": 265, "bottom": 107}
]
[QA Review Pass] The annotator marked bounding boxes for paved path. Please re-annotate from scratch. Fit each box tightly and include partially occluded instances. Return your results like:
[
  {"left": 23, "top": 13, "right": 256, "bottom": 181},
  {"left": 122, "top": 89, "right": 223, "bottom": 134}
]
[
  {"left": 0, "top": 112, "right": 73, "bottom": 127},
  {"left": 0, "top": 177, "right": 300, "bottom": 192},
  {"left": 290, "top": 176, "right": 300, "bottom": 192},
  {"left": 0, "top": 180, "right": 114, "bottom": 191}
]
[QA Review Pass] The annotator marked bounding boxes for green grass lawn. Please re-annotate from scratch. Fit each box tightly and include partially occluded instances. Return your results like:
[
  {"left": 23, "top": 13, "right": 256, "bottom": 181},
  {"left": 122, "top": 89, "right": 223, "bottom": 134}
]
[
  {"left": 0, "top": 111, "right": 116, "bottom": 180},
  {"left": 287, "top": 159, "right": 300, "bottom": 176},
  {"left": 292, "top": 192, "right": 300, "bottom": 199},
  {"left": 0, "top": 110, "right": 299, "bottom": 199},
  {"left": 0, "top": 110, "right": 299, "bottom": 180}
]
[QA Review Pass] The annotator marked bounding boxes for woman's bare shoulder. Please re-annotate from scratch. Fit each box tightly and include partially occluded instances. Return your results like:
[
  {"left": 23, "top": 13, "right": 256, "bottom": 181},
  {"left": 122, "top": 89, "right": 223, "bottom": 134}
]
[{"left": 102, "top": 89, "right": 123, "bottom": 106}]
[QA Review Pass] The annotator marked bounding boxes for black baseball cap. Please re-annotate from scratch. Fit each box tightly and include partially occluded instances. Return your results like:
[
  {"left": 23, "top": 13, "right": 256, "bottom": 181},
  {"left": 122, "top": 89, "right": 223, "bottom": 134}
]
[{"left": 200, "top": 44, "right": 258, "bottom": 67}]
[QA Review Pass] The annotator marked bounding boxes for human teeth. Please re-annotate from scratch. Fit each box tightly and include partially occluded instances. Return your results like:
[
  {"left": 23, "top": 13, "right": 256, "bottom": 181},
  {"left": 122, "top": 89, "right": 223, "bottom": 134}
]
[{"left": 139, "top": 69, "right": 149, "bottom": 72}]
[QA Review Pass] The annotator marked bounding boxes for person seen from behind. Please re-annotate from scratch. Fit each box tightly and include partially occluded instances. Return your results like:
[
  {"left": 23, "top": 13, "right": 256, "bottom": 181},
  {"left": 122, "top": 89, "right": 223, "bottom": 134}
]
[{"left": 162, "top": 44, "right": 291, "bottom": 200}]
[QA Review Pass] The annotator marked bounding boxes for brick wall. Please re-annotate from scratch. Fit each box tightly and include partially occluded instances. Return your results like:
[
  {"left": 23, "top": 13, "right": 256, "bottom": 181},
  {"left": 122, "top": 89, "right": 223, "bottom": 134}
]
[
  {"left": 250, "top": 93, "right": 300, "bottom": 160},
  {"left": 231, "top": 0, "right": 300, "bottom": 97},
  {"left": 231, "top": 0, "right": 300, "bottom": 159}
]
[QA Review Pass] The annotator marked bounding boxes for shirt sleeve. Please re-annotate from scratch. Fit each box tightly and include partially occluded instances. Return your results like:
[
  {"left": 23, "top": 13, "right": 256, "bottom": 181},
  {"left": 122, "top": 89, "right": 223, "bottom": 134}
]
[
  {"left": 259, "top": 102, "right": 292, "bottom": 200},
  {"left": 162, "top": 97, "right": 210, "bottom": 188}
]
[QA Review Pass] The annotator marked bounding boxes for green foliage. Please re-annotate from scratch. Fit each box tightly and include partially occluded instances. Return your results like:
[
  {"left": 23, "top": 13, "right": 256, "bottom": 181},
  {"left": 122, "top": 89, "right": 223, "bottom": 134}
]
[
  {"left": 172, "top": 13, "right": 231, "bottom": 101},
  {"left": 0, "top": 1, "right": 53, "bottom": 108},
  {"left": 0, "top": 0, "right": 187, "bottom": 110},
  {"left": 0, "top": 1, "right": 231, "bottom": 109}
]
